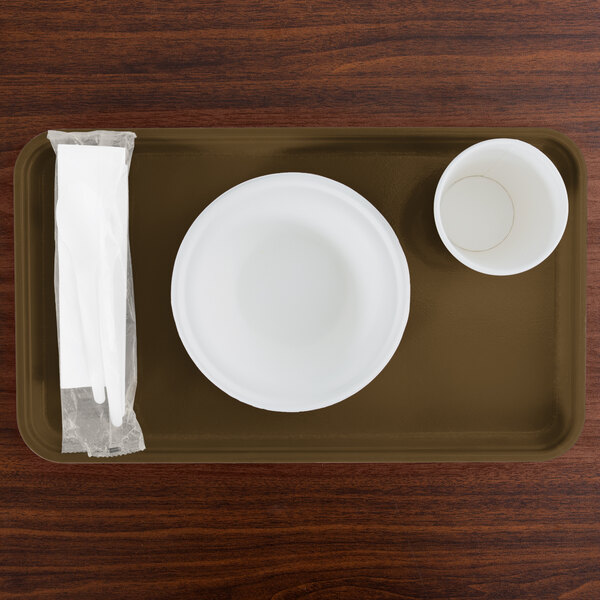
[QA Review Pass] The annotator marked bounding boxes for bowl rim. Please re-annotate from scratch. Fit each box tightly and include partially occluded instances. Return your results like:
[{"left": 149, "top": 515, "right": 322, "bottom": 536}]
[{"left": 171, "top": 172, "right": 411, "bottom": 412}]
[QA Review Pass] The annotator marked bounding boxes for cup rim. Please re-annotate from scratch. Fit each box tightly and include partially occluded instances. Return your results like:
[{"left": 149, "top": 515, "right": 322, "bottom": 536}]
[{"left": 433, "top": 138, "right": 569, "bottom": 276}]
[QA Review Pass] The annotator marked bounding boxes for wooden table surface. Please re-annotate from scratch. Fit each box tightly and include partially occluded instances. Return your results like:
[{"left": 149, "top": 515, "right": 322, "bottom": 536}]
[{"left": 1, "top": 1, "right": 599, "bottom": 598}]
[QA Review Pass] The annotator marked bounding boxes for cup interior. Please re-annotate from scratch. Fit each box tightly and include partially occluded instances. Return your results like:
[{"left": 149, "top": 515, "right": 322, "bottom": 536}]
[{"left": 434, "top": 139, "right": 568, "bottom": 275}]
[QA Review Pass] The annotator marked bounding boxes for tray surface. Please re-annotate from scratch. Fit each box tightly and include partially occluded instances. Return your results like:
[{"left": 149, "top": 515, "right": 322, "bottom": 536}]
[{"left": 14, "top": 128, "right": 586, "bottom": 462}]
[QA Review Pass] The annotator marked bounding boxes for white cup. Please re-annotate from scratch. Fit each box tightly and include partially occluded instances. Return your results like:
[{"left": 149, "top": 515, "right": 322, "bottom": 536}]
[{"left": 434, "top": 138, "right": 568, "bottom": 275}]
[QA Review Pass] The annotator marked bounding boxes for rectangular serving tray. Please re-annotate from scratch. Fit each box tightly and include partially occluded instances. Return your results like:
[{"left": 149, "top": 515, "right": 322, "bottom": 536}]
[{"left": 15, "top": 128, "right": 586, "bottom": 462}]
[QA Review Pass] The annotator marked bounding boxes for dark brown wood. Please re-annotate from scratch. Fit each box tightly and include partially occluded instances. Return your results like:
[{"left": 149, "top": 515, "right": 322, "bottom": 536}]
[{"left": 1, "top": 1, "right": 599, "bottom": 598}]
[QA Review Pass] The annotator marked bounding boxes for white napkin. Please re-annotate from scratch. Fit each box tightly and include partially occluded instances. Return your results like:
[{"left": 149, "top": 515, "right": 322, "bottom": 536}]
[{"left": 56, "top": 144, "right": 128, "bottom": 427}]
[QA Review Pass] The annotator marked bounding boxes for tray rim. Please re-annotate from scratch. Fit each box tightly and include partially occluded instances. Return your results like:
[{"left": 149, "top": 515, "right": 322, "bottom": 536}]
[{"left": 14, "top": 127, "right": 587, "bottom": 463}]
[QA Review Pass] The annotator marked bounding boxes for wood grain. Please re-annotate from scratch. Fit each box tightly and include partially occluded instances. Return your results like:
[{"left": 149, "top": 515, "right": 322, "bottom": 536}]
[{"left": 1, "top": 1, "right": 599, "bottom": 598}]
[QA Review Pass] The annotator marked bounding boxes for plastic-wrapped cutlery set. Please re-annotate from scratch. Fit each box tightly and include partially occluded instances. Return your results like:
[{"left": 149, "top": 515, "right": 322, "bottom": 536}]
[{"left": 48, "top": 131, "right": 144, "bottom": 457}]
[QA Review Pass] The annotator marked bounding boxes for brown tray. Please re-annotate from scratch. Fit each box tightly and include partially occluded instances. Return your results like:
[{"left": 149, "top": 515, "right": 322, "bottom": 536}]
[{"left": 14, "top": 128, "right": 586, "bottom": 462}]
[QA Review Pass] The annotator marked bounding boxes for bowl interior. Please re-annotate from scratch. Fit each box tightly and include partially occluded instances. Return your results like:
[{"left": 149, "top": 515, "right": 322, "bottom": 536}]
[{"left": 171, "top": 173, "right": 410, "bottom": 412}]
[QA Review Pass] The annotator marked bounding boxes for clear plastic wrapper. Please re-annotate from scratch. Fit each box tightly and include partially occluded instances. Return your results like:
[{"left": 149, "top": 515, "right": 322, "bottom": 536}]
[{"left": 48, "top": 130, "right": 145, "bottom": 457}]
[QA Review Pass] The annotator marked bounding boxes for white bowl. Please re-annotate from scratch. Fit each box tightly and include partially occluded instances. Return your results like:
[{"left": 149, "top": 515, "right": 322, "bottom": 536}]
[
  {"left": 434, "top": 138, "right": 568, "bottom": 276},
  {"left": 171, "top": 173, "right": 410, "bottom": 412}
]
